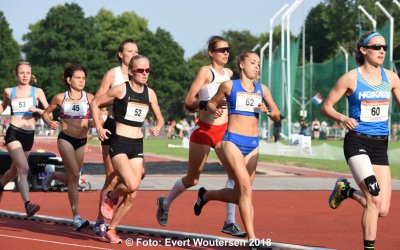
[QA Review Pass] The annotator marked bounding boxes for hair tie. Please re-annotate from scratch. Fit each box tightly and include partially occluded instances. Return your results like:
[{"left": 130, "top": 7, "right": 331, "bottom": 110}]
[{"left": 362, "top": 32, "right": 382, "bottom": 46}]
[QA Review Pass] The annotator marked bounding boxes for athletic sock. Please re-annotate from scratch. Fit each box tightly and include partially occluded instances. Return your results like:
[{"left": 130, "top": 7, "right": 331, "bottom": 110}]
[
  {"left": 0, "top": 183, "right": 4, "bottom": 192},
  {"left": 24, "top": 201, "right": 30, "bottom": 208},
  {"left": 164, "top": 178, "right": 187, "bottom": 210},
  {"left": 73, "top": 214, "right": 80, "bottom": 220},
  {"left": 341, "top": 186, "right": 356, "bottom": 199},
  {"left": 347, "top": 187, "right": 356, "bottom": 198},
  {"left": 364, "top": 239, "right": 375, "bottom": 250},
  {"left": 225, "top": 179, "right": 235, "bottom": 224}
]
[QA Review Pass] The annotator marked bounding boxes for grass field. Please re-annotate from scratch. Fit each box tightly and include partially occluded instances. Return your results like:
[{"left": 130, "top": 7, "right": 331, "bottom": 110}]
[{"left": 136, "top": 138, "right": 400, "bottom": 179}]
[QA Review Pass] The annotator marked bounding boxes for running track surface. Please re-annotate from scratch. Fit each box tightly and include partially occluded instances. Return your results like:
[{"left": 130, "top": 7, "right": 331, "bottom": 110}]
[
  {"left": 1, "top": 190, "right": 400, "bottom": 249},
  {"left": 0, "top": 139, "right": 399, "bottom": 249}
]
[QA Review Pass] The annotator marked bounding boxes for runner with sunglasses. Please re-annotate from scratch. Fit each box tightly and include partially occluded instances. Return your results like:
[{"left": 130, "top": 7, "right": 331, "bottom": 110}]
[
  {"left": 155, "top": 36, "right": 247, "bottom": 237},
  {"left": 91, "top": 55, "right": 164, "bottom": 243},
  {"left": 92, "top": 39, "right": 138, "bottom": 238},
  {"left": 194, "top": 51, "right": 280, "bottom": 249},
  {"left": 322, "top": 31, "right": 400, "bottom": 250}
]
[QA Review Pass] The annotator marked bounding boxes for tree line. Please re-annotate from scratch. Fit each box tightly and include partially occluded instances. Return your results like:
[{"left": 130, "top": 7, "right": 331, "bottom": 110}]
[{"left": 1, "top": 1, "right": 399, "bottom": 121}]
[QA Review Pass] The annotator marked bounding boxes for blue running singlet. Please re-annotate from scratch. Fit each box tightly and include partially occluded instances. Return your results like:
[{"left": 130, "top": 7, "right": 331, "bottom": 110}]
[
  {"left": 347, "top": 67, "right": 391, "bottom": 135},
  {"left": 227, "top": 79, "right": 263, "bottom": 118}
]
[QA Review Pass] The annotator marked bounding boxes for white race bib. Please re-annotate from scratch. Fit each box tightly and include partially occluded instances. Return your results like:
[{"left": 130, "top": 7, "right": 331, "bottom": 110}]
[
  {"left": 360, "top": 100, "right": 389, "bottom": 122},
  {"left": 11, "top": 97, "right": 33, "bottom": 112},
  {"left": 235, "top": 92, "right": 262, "bottom": 113},
  {"left": 125, "top": 102, "right": 149, "bottom": 123},
  {"left": 62, "top": 100, "right": 88, "bottom": 117}
]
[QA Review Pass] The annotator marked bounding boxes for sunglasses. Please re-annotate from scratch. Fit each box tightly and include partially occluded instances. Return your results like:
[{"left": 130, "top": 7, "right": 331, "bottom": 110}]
[
  {"left": 363, "top": 44, "right": 387, "bottom": 51},
  {"left": 212, "top": 47, "right": 230, "bottom": 53},
  {"left": 133, "top": 68, "right": 151, "bottom": 73}
]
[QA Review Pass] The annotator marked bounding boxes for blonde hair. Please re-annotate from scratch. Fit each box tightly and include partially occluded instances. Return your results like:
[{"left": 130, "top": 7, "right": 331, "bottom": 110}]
[
  {"left": 235, "top": 51, "right": 258, "bottom": 72},
  {"left": 14, "top": 61, "right": 37, "bottom": 84}
]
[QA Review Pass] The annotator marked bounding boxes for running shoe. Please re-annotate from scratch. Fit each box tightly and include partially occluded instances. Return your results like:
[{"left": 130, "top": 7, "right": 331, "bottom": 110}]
[
  {"left": 329, "top": 177, "right": 350, "bottom": 209},
  {"left": 113, "top": 195, "right": 119, "bottom": 205},
  {"left": 101, "top": 191, "right": 115, "bottom": 220},
  {"left": 25, "top": 202, "right": 40, "bottom": 217},
  {"left": 105, "top": 229, "right": 122, "bottom": 244},
  {"left": 94, "top": 220, "right": 106, "bottom": 237},
  {"left": 42, "top": 165, "right": 55, "bottom": 191},
  {"left": 194, "top": 187, "right": 207, "bottom": 216},
  {"left": 73, "top": 217, "right": 90, "bottom": 231},
  {"left": 221, "top": 222, "right": 247, "bottom": 238},
  {"left": 156, "top": 196, "right": 168, "bottom": 226}
]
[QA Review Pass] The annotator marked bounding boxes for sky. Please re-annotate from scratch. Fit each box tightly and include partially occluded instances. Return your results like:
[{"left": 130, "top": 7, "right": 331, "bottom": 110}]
[{"left": 0, "top": 0, "right": 323, "bottom": 58}]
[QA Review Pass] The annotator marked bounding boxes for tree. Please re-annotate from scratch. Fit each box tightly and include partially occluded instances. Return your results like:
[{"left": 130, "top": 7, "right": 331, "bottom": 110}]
[
  {"left": 222, "top": 30, "right": 260, "bottom": 76},
  {"left": 0, "top": 11, "right": 21, "bottom": 90},
  {"left": 304, "top": 3, "right": 333, "bottom": 63},
  {"left": 22, "top": 3, "right": 107, "bottom": 97},
  {"left": 139, "top": 28, "right": 193, "bottom": 120},
  {"left": 304, "top": 0, "right": 399, "bottom": 64},
  {"left": 93, "top": 9, "right": 149, "bottom": 68}
]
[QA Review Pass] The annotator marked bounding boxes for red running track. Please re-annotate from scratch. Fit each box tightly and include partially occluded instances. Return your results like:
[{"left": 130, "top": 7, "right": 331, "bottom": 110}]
[{"left": 0, "top": 190, "right": 399, "bottom": 249}]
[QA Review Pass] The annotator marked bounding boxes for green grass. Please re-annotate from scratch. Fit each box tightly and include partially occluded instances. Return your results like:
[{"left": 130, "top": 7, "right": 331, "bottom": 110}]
[{"left": 89, "top": 138, "right": 400, "bottom": 179}]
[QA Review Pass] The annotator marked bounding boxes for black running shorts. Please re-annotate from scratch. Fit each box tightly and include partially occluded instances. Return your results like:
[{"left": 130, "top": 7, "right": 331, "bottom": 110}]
[{"left": 343, "top": 131, "right": 389, "bottom": 165}]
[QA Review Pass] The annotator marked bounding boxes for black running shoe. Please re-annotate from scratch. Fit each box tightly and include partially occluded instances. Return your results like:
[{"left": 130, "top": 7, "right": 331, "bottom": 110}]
[{"left": 194, "top": 187, "right": 207, "bottom": 216}]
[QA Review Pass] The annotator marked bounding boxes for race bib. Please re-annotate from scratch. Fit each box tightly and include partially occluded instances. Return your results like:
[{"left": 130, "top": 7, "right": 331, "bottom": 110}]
[
  {"left": 11, "top": 97, "right": 33, "bottom": 112},
  {"left": 62, "top": 100, "right": 88, "bottom": 117},
  {"left": 125, "top": 102, "right": 149, "bottom": 123},
  {"left": 235, "top": 92, "right": 262, "bottom": 113},
  {"left": 360, "top": 100, "right": 389, "bottom": 122}
]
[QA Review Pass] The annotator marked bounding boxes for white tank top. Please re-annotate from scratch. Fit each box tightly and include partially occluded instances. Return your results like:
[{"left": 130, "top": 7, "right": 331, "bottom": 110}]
[
  {"left": 198, "top": 67, "right": 230, "bottom": 101},
  {"left": 111, "top": 66, "right": 129, "bottom": 87}
]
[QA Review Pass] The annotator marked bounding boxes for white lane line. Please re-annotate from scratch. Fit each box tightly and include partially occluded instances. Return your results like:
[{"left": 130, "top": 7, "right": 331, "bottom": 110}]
[{"left": 0, "top": 233, "right": 114, "bottom": 250}]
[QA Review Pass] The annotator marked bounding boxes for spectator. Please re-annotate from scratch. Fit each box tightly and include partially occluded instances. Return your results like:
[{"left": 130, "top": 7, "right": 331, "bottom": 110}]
[
  {"left": 320, "top": 120, "right": 328, "bottom": 139},
  {"left": 312, "top": 118, "right": 321, "bottom": 140},
  {"left": 273, "top": 114, "right": 285, "bottom": 142},
  {"left": 300, "top": 117, "right": 308, "bottom": 135}
]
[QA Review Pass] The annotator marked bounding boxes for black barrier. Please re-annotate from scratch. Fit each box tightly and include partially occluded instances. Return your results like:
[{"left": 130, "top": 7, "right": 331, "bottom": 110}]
[
  {"left": 0, "top": 151, "right": 61, "bottom": 191},
  {"left": 0, "top": 151, "right": 57, "bottom": 175}
]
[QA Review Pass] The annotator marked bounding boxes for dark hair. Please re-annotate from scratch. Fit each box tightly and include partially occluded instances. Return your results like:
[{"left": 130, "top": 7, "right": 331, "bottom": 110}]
[
  {"left": 207, "top": 36, "right": 228, "bottom": 52},
  {"left": 235, "top": 51, "right": 258, "bottom": 72},
  {"left": 117, "top": 39, "right": 137, "bottom": 63},
  {"left": 62, "top": 64, "right": 87, "bottom": 88},
  {"left": 14, "top": 61, "right": 37, "bottom": 84},
  {"left": 351, "top": 31, "right": 382, "bottom": 66}
]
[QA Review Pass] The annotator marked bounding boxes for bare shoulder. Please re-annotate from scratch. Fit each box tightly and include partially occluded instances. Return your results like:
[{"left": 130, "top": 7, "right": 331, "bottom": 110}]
[
  {"left": 336, "top": 69, "right": 357, "bottom": 87},
  {"left": 197, "top": 66, "right": 213, "bottom": 79},
  {"left": 221, "top": 79, "right": 233, "bottom": 87},
  {"left": 259, "top": 82, "right": 268, "bottom": 89},
  {"left": 105, "top": 67, "right": 116, "bottom": 78},
  {"left": 147, "top": 86, "right": 156, "bottom": 95},
  {"left": 101, "top": 67, "right": 117, "bottom": 85},
  {"left": 384, "top": 68, "right": 400, "bottom": 82},
  {"left": 342, "top": 69, "right": 357, "bottom": 81},
  {"left": 51, "top": 92, "right": 64, "bottom": 104},
  {"left": 4, "top": 87, "right": 12, "bottom": 95},
  {"left": 86, "top": 92, "right": 95, "bottom": 100},
  {"left": 225, "top": 68, "right": 234, "bottom": 77},
  {"left": 35, "top": 87, "right": 46, "bottom": 96}
]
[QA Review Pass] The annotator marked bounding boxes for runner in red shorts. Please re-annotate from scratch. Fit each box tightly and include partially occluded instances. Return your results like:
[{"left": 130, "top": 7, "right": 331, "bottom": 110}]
[{"left": 156, "top": 36, "right": 246, "bottom": 237}]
